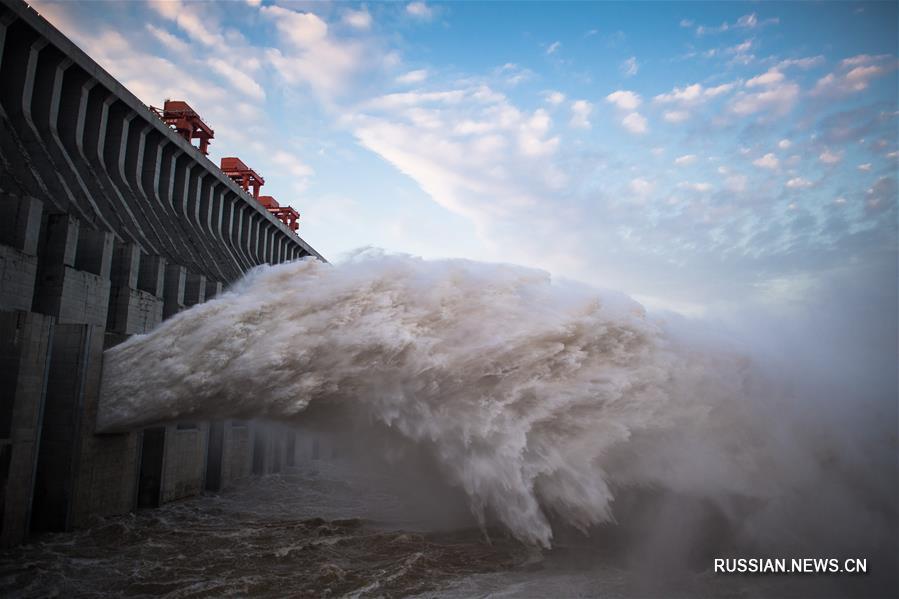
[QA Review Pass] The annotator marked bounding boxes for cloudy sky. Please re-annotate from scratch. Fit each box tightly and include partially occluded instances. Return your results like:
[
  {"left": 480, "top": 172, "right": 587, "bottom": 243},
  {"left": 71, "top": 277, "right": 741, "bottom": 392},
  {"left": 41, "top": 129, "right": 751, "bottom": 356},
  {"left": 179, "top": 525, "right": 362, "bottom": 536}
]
[{"left": 32, "top": 0, "right": 897, "bottom": 318}]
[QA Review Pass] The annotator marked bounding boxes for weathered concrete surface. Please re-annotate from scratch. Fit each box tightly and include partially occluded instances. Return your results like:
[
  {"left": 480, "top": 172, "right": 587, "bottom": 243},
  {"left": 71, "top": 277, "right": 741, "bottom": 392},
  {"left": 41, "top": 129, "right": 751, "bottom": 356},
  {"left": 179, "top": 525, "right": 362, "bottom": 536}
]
[
  {"left": 0, "top": 310, "right": 53, "bottom": 548},
  {"left": 221, "top": 421, "right": 252, "bottom": 488},
  {"left": 161, "top": 423, "right": 208, "bottom": 504},
  {"left": 205, "top": 420, "right": 253, "bottom": 492},
  {"left": 30, "top": 322, "right": 97, "bottom": 532},
  {"left": 107, "top": 242, "right": 163, "bottom": 335},
  {"left": 0, "top": 195, "right": 41, "bottom": 312}
]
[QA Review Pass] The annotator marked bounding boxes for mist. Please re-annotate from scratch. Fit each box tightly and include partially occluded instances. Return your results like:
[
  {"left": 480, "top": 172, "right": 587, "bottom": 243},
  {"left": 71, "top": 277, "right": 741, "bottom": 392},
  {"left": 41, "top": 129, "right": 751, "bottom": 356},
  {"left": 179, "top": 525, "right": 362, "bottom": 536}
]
[{"left": 97, "top": 250, "right": 897, "bottom": 595}]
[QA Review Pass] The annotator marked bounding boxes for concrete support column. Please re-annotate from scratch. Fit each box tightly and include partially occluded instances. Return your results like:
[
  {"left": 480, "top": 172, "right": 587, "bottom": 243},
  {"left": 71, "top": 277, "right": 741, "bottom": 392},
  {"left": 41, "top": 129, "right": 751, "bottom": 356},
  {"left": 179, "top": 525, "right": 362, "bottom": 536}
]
[
  {"left": 0, "top": 310, "right": 54, "bottom": 548},
  {"left": 107, "top": 243, "right": 163, "bottom": 335},
  {"left": 183, "top": 271, "right": 205, "bottom": 308},
  {"left": 220, "top": 420, "right": 250, "bottom": 488},
  {"left": 162, "top": 263, "right": 185, "bottom": 319},
  {"left": 73, "top": 225, "right": 113, "bottom": 279},
  {"left": 0, "top": 195, "right": 43, "bottom": 311},
  {"left": 110, "top": 241, "right": 139, "bottom": 290},
  {"left": 0, "top": 194, "right": 42, "bottom": 255},
  {"left": 137, "top": 252, "right": 165, "bottom": 297},
  {"left": 30, "top": 322, "right": 94, "bottom": 532},
  {"left": 42, "top": 213, "right": 78, "bottom": 267},
  {"left": 160, "top": 422, "right": 208, "bottom": 504},
  {"left": 204, "top": 279, "right": 222, "bottom": 301}
]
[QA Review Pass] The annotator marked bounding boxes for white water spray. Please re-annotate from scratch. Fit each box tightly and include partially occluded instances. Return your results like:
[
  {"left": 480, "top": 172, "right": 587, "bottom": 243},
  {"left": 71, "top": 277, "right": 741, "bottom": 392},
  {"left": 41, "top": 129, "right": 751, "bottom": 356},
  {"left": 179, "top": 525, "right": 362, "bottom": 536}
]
[{"left": 98, "top": 252, "right": 895, "bottom": 552}]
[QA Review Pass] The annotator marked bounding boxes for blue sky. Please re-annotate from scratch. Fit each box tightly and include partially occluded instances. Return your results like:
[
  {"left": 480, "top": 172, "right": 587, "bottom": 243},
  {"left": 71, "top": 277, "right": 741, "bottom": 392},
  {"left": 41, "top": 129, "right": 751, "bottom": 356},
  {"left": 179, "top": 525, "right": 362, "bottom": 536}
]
[{"left": 33, "top": 0, "right": 898, "bottom": 318}]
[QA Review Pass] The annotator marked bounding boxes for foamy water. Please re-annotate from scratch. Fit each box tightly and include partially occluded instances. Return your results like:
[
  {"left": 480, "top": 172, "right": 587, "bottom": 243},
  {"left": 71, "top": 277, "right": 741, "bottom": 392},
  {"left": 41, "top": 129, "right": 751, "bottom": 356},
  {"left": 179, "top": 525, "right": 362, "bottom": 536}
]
[{"left": 96, "top": 251, "right": 897, "bottom": 595}]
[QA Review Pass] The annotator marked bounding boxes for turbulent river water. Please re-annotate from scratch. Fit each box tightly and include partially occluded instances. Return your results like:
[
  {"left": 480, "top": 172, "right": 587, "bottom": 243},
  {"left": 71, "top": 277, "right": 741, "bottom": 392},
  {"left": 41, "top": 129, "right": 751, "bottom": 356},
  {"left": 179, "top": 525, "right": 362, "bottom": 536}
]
[
  {"left": 2, "top": 252, "right": 896, "bottom": 597},
  {"left": 0, "top": 456, "right": 866, "bottom": 599},
  {"left": 0, "top": 455, "right": 889, "bottom": 598}
]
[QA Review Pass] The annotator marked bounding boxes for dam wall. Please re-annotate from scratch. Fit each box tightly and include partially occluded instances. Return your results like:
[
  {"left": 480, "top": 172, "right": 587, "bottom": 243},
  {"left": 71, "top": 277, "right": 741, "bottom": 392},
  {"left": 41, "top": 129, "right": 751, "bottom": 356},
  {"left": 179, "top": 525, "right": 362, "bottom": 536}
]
[{"left": 0, "top": 0, "right": 316, "bottom": 547}]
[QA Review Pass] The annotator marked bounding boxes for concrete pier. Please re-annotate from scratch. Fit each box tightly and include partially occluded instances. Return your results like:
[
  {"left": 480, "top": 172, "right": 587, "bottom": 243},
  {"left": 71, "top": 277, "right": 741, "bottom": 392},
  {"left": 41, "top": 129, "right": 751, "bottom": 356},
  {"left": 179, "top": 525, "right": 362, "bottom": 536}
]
[{"left": 0, "top": 0, "right": 325, "bottom": 548}]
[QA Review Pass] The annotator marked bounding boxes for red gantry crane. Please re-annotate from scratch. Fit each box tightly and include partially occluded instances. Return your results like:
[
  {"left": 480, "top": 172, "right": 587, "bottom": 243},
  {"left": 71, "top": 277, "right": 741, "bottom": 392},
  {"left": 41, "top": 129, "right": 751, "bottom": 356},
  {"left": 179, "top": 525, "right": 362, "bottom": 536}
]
[
  {"left": 220, "top": 157, "right": 265, "bottom": 200},
  {"left": 149, "top": 99, "right": 214, "bottom": 155},
  {"left": 259, "top": 196, "right": 300, "bottom": 232}
]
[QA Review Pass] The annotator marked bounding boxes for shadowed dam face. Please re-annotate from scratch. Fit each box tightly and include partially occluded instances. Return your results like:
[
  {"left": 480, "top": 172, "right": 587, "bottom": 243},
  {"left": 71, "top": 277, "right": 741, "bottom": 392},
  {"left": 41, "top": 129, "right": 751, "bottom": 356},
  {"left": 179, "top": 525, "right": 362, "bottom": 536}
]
[{"left": 98, "top": 251, "right": 896, "bottom": 570}]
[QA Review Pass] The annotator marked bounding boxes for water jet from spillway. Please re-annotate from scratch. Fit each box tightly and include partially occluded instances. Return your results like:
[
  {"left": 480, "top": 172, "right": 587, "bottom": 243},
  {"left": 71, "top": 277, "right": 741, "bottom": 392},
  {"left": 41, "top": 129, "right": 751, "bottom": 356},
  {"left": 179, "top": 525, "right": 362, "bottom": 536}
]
[{"left": 97, "top": 250, "right": 896, "bottom": 558}]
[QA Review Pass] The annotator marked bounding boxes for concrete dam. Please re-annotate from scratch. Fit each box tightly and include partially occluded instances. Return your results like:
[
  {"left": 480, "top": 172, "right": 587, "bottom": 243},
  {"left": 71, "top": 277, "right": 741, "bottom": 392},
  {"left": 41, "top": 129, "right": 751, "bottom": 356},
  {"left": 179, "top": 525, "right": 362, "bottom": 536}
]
[{"left": 0, "top": 0, "right": 324, "bottom": 549}]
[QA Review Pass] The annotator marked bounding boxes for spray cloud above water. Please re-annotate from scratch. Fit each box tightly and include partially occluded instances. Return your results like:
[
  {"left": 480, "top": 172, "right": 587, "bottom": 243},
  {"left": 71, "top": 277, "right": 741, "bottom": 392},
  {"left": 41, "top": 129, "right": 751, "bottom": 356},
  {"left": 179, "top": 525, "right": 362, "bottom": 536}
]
[{"left": 98, "top": 251, "right": 896, "bottom": 554}]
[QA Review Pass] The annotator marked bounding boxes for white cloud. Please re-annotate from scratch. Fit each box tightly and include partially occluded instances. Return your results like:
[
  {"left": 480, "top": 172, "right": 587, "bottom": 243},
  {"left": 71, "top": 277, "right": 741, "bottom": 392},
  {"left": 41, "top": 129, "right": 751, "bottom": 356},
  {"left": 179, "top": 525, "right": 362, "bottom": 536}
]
[
  {"left": 545, "top": 91, "right": 566, "bottom": 106},
  {"left": 858, "top": 163, "right": 872, "bottom": 171},
  {"left": 786, "top": 177, "right": 813, "bottom": 189},
  {"left": 262, "top": 5, "right": 364, "bottom": 98},
  {"left": 630, "top": 177, "right": 653, "bottom": 196},
  {"left": 148, "top": 0, "right": 182, "bottom": 22},
  {"left": 208, "top": 57, "right": 265, "bottom": 101},
  {"left": 695, "top": 12, "right": 779, "bottom": 35},
  {"left": 819, "top": 149, "right": 842, "bottom": 164},
  {"left": 729, "top": 81, "right": 799, "bottom": 116},
  {"left": 746, "top": 69, "right": 785, "bottom": 87},
  {"left": 840, "top": 54, "right": 891, "bottom": 68},
  {"left": 655, "top": 83, "right": 702, "bottom": 104},
  {"left": 546, "top": 41, "right": 561, "bottom": 55},
  {"left": 453, "top": 120, "right": 494, "bottom": 135},
  {"left": 569, "top": 100, "right": 593, "bottom": 129},
  {"left": 343, "top": 8, "right": 372, "bottom": 30},
  {"left": 146, "top": 24, "right": 191, "bottom": 54},
  {"left": 406, "top": 2, "right": 434, "bottom": 19},
  {"left": 678, "top": 181, "right": 712, "bottom": 192},
  {"left": 704, "top": 82, "right": 736, "bottom": 97},
  {"left": 348, "top": 83, "right": 566, "bottom": 229},
  {"left": 674, "top": 154, "right": 697, "bottom": 166},
  {"left": 496, "top": 63, "right": 533, "bottom": 86},
  {"left": 620, "top": 56, "right": 639, "bottom": 77},
  {"left": 736, "top": 13, "right": 761, "bottom": 27},
  {"left": 724, "top": 174, "right": 748, "bottom": 192},
  {"left": 606, "top": 90, "right": 642, "bottom": 110},
  {"left": 271, "top": 150, "right": 314, "bottom": 179},
  {"left": 363, "top": 90, "right": 467, "bottom": 111},
  {"left": 778, "top": 139, "right": 792, "bottom": 149},
  {"left": 812, "top": 54, "right": 894, "bottom": 96},
  {"left": 728, "top": 39, "right": 754, "bottom": 55},
  {"left": 396, "top": 69, "right": 428, "bottom": 84},
  {"left": 776, "top": 56, "right": 825, "bottom": 70},
  {"left": 654, "top": 82, "right": 735, "bottom": 107},
  {"left": 753, "top": 153, "right": 779, "bottom": 169},
  {"left": 519, "top": 109, "right": 559, "bottom": 157},
  {"left": 663, "top": 110, "right": 690, "bottom": 123},
  {"left": 149, "top": 0, "right": 226, "bottom": 49},
  {"left": 262, "top": 6, "right": 327, "bottom": 46},
  {"left": 621, "top": 112, "right": 648, "bottom": 134}
]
